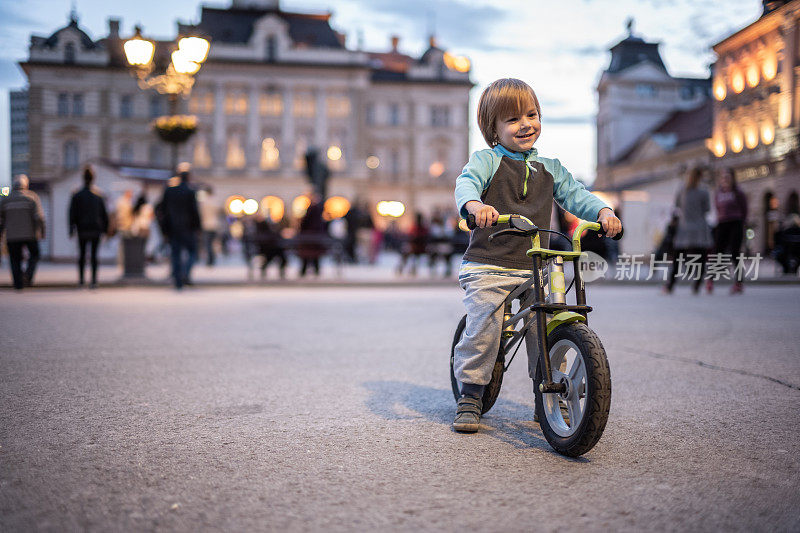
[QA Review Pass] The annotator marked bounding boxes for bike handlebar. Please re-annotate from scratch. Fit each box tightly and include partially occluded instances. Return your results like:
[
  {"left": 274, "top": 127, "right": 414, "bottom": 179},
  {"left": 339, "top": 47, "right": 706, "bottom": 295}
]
[{"left": 465, "top": 213, "right": 624, "bottom": 241}]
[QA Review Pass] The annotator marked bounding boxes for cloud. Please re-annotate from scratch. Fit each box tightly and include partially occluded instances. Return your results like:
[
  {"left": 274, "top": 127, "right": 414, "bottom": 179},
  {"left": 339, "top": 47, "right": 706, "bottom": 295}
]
[{"left": 337, "top": 0, "right": 509, "bottom": 52}]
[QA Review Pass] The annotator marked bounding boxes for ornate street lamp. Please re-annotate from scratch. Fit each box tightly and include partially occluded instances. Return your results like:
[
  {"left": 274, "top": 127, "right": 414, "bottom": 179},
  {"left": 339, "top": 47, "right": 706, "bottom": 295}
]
[{"left": 123, "top": 26, "right": 210, "bottom": 170}]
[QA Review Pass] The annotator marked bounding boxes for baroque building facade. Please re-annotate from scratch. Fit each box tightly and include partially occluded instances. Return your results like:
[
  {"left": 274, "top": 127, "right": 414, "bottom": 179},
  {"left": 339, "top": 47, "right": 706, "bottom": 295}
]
[
  {"left": 17, "top": 0, "right": 472, "bottom": 258},
  {"left": 711, "top": 0, "right": 800, "bottom": 254}
]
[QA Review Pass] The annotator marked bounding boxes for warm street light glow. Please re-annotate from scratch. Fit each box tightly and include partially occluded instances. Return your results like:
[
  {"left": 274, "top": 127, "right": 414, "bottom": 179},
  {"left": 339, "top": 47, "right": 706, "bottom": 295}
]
[
  {"left": 779, "top": 97, "right": 792, "bottom": 128},
  {"left": 744, "top": 125, "right": 758, "bottom": 149},
  {"left": 713, "top": 80, "right": 726, "bottom": 101},
  {"left": 327, "top": 145, "right": 342, "bottom": 161},
  {"left": 443, "top": 52, "right": 471, "bottom": 72},
  {"left": 292, "top": 195, "right": 311, "bottom": 218},
  {"left": 124, "top": 27, "right": 155, "bottom": 66},
  {"left": 366, "top": 155, "right": 380, "bottom": 169},
  {"left": 761, "top": 122, "right": 775, "bottom": 144},
  {"left": 730, "top": 129, "right": 743, "bottom": 153},
  {"left": 323, "top": 196, "right": 351, "bottom": 220},
  {"left": 746, "top": 64, "right": 759, "bottom": 87},
  {"left": 243, "top": 198, "right": 259, "bottom": 215},
  {"left": 713, "top": 139, "right": 726, "bottom": 158},
  {"left": 731, "top": 70, "right": 745, "bottom": 93},
  {"left": 429, "top": 161, "right": 445, "bottom": 177},
  {"left": 178, "top": 37, "right": 210, "bottom": 64},
  {"left": 763, "top": 53, "right": 777, "bottom": 80},
  {"left": 376, "top": 200, "right": 405, "bottom": 218},
  {"left": 260, "top": 196, "right": 284, "bottom": 222},
  {"left": 171, "top": 50, "right": 201, "bottom": 75},
  {"left": 226, "top": 195, "right": 246, "bottom": 215}
]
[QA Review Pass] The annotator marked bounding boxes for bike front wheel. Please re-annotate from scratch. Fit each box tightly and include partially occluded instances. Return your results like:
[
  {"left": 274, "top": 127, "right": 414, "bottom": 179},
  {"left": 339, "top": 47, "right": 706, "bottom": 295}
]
[
  {"left": 450, "top": 314, "right": 504, "bottom": 415},
  {"left": 535, "top": 322, "right": 611, "bottom": 457}
]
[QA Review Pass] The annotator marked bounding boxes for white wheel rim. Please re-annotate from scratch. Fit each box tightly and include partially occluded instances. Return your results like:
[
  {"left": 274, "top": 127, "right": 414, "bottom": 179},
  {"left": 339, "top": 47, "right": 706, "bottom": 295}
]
[{"left": 543, "top": 339, "right": 587, "bottom": 438}]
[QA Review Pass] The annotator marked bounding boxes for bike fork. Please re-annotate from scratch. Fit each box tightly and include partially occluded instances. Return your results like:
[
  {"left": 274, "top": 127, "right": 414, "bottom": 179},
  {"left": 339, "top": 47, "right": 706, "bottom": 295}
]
[{"left": 531, "top": 255, "right": 566, "bottom": 394}]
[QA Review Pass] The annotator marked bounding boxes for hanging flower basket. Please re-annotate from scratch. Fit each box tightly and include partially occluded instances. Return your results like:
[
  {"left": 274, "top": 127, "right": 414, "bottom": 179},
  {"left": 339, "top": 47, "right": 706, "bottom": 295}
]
[{"left": 153, "top": 115, "right": 198, "bottom": 144}]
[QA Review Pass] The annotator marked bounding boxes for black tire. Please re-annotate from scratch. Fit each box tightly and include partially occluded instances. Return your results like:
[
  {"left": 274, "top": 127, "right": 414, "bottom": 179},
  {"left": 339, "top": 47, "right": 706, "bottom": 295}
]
[
  {"left": 450, "top": 314, "right": 504, "bottom": 415},
  {"left": 535, "top": 322, "right": 611, "bottom": 457}
]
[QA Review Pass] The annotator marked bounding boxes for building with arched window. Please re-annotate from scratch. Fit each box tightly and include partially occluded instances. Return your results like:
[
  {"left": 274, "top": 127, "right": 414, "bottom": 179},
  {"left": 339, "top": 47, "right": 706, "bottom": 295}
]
[{"left": 15, "top": 0, "right": 472, "bottom": 259}]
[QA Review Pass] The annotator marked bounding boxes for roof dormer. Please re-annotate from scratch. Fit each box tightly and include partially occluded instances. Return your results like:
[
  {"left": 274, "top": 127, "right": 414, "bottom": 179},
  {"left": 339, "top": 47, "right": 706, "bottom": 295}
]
[{"left": 28, "top": 12, "right": 108, "bottom": 66}]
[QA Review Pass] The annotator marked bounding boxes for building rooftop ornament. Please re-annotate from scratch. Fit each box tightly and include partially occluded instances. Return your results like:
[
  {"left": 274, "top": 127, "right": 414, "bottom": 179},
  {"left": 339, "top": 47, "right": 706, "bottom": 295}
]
[{"left": 606, "top": 21, "right": 666, "bottom": 74}]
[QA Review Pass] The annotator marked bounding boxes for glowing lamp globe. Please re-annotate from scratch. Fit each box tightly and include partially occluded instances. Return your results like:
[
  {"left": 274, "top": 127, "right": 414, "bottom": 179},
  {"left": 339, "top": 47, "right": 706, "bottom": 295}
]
[
  {"left": 124, "top": 28, "right": 155, "bottom": 66},
  {"left": 178, "top": 37, "right": 210, "bottom": 64},
  {"left": 171, "top": 50, "right": 201, "bottom": 75}
]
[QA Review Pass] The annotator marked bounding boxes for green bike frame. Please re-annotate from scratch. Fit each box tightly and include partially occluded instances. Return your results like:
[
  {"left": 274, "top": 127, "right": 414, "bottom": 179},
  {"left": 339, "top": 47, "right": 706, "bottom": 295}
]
[{"left": 493, "top": 214, "right": 602, "bottom": 395}]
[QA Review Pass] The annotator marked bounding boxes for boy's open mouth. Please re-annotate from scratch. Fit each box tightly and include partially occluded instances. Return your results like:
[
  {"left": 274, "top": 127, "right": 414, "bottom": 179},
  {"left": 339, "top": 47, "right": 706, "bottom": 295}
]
[{"left": 516, "top": 132, "right": 535, "bottom": 140}]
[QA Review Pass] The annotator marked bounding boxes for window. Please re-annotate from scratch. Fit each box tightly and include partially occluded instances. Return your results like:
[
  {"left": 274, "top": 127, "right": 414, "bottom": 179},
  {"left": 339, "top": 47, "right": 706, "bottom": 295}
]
[
  {"left": 260, "top": 91, "right": 283, "bottom": 116},
  {"left": 431, "top": 105, "right": 449, "bottom": 127},
  {"left": 224, "top": 93, "right": 248, "bottom": 115},
  {"left": 389, "top": 103, "right": 400, "bottom": 126},
  {"left": 120, "top": 95, "right": 133, "bottom": 118},
  {"left": 149, "top": 95, "right": 164, "bottom": 118},
  {"left": 326, "top": 95, "right": 351, "bottom": 118},
  {"left": 266, "top": 36, "right": 277, "bottom": 62},
  {"left": 635, "top": 83, "right": 656, "bottom": 98},
  {"left": 120, "top": 143, "right": 134, "bottom": 164},
  {"left": 293, "top": 93, "right": 315, "bottom": 118},
  {"left": 63, "top": 140, "right": 79, "bottom": 170},
  {"left": 190, "top": 92, "right": 214, "bottom": 114},
  {"left": 260, "top": 137, "right": 280, "bottom": 170},
  {"left": 64, "top": 42, "right": 75, "bottom": 64},
  {"left": 72, "top": 94, "right": 84, "bottom": 116},
  {"left": 58, "top": 93, "right": 69, "bottom": 116},
  {"left": 194, "top": 136, "right": 212, "bottom": 168},
  {"left": 226, "top": 135, "right": 246, "bottom": 169}
]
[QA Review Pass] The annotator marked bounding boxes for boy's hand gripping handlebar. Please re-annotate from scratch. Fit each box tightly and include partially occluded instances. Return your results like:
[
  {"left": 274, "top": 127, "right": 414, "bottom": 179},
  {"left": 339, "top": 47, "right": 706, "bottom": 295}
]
[{"left": 465, "top": 213, "right": 624, "bottom": 241}]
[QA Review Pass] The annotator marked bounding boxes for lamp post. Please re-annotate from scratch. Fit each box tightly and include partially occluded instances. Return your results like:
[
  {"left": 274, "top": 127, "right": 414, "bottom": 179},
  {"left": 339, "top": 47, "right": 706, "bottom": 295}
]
[{"left": 123, "top": 27, "right": 210, "bottom": 171}]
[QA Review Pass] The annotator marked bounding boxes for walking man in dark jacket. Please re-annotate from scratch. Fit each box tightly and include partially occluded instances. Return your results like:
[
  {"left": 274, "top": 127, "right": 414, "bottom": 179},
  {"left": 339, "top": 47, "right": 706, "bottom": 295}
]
[
  {"left": 69, "top": 167, "right": 109, "bottom": 288},
  {"left": 0, "top": 174, "right": 45, "bottom": 290},
  {"left": 159, "top": 162, "right": 201, "bottom": 289}
]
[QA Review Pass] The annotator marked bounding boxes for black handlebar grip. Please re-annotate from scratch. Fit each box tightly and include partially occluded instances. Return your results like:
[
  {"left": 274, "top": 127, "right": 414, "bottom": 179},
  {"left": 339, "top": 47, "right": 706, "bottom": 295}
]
[
  {"left": 600, "top": 226, "right": 624, "bottom": 241},
  {"left": 465, "top": 213, "right": 499, "bottom": 230}
]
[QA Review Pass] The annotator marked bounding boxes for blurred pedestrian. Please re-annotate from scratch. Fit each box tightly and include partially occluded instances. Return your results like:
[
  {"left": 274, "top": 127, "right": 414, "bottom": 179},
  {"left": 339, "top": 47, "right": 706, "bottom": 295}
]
[
  {"left": 397, "top": 212, "right": 429, "bottom": 276},
  {"left": 0, "top": 174, "right": 45, "bottom": 290},
  {"left": 254, "top": 214, "right": 287, "bottom": 279},
  {"left": 708, "top": 167, "right": 748, "bottom": 294},
  {"left": 159, "top": 162, "right": 201, "bottom": 289},
  {"left": 297, "top": 193, "right": 327, "bottom": 277},
  {"left": 427, "top": 211, "right": 452, "bottom": 276},
  {"left": 664, "top": 168, "right": 712, "bottom": 294},
  {"left": 69, "top": 167, "right": 109, "bottom": 288},
  {"left": 198, "top": 186, "right": 220, "bottom": 266},
  {"left": 445, "top": 215, "right": 469, "bottom": 277}
]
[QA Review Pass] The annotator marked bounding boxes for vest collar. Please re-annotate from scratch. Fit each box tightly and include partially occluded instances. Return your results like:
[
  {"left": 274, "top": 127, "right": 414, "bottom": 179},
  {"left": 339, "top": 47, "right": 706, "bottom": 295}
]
[{"left": 493, "top": 144, "right": 538, "bottom": 161}]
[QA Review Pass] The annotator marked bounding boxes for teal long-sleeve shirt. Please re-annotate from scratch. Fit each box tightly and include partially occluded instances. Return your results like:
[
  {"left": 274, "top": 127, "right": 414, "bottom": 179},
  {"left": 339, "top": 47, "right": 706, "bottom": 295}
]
[{"left": 454, "top": 144, "right": 609, "bottom": 222}]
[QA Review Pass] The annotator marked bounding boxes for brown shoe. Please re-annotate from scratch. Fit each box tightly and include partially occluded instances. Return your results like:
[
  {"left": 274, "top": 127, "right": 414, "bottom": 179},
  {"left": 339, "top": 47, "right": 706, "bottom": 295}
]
[{"left": 453, "top": 396, "right": 482, "bottom": 433}]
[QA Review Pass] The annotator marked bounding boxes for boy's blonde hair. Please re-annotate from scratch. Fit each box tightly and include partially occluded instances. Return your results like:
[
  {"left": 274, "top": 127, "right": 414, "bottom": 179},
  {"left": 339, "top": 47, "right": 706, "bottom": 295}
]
[{"left": 477, "top": 78, "right": 541, "bottom": 147}]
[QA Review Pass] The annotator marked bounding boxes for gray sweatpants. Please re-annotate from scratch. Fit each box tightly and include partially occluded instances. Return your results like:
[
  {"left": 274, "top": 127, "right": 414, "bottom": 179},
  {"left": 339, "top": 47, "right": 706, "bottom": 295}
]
[{"left": 453, "top": 270, "right": 541, "bottom": 387}]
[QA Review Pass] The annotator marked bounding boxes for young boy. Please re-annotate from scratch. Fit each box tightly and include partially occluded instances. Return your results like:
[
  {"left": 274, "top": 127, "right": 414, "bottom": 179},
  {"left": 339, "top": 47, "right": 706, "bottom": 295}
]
[{"left": 452, "top": 78, "right": 621, "bottom": 432}]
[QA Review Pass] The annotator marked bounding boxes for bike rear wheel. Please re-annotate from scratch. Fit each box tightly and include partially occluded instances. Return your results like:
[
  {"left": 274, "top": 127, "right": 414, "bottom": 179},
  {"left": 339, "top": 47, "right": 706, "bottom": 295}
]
[
  {"left": 450, "top": 314, "right": 504, "bottom": 415},
  {"left": 535, "top": 322, "right": 611, "bottom": 457}
]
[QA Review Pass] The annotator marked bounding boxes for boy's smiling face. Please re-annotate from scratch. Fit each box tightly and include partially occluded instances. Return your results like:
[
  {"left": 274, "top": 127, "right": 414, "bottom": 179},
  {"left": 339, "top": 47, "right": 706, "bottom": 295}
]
[{"left": 495, "top": 105, "right": 541, "bottom": 153}]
